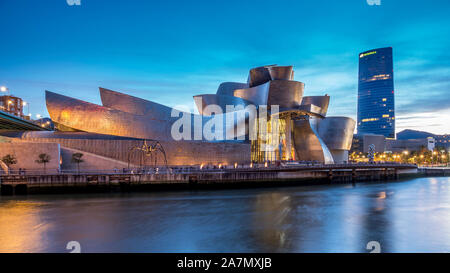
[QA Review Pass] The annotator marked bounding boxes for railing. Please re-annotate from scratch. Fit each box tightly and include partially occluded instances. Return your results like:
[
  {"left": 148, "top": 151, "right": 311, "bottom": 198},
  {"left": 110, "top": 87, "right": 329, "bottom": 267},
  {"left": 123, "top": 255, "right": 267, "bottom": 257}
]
[{"left": 418, "top": 163, "right": 449, "bottom": 168}]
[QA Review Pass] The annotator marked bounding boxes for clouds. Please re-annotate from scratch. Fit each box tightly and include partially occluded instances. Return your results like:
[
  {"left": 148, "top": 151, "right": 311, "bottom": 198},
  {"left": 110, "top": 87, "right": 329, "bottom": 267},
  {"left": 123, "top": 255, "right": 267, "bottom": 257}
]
[{"left": 396, "top": 109, "right": 450, "bottom": 135}]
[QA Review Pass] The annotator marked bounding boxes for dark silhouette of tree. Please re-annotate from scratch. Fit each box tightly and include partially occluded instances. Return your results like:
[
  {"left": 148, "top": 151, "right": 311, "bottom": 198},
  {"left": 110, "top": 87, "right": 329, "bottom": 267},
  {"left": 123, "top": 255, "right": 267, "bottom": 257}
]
[
  {"left": 36, "top": 153, "right": 51, "bottom": 173},
  {"left": 2, "top": 154, "right": 17, "bottom": 168},
  {"left": 71, "top": 153, "right": 84, "bottom": 174}
]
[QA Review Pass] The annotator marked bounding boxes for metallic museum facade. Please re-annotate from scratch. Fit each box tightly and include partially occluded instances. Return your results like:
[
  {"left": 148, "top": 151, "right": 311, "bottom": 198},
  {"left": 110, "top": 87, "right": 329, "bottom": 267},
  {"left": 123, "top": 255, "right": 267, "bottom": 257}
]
[{"left": 41, "top": 65, "right": 355, "bottom": 166}]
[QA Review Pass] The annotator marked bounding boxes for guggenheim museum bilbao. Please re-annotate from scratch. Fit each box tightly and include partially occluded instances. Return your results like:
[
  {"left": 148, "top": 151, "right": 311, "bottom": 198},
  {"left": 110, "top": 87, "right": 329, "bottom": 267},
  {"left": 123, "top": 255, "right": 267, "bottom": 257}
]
[{"left": 5, "top": 65, "right": 356, "bottom": 168}]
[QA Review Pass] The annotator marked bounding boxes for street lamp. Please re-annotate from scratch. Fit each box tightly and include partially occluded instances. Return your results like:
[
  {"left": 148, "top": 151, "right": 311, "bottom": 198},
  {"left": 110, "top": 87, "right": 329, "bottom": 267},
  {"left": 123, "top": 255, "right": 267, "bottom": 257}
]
[
  {"left": 0, "top": 86, "right": 10, "bottom": 96},
  {"left": 22, "top": 101, "right": 30, "bottom": 115},
  {"left": 432, "top": 151, "right": 438, "bottom": 166},
  {"left": 7, "top": 100, "right": 13, "bottom": 111}
]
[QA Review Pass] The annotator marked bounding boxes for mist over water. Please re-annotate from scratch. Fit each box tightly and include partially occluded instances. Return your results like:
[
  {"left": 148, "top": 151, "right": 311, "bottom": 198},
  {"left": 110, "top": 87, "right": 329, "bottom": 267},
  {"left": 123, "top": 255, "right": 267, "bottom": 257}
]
[{"left": 1, "top": 177, "right": 449, "bottom": 253}]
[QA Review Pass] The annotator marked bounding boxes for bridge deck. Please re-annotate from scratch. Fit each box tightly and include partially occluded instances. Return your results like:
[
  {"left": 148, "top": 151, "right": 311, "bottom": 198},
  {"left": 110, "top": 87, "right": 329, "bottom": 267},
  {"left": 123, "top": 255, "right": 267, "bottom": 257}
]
[{"left": 0, "top": 110, "right": 49, "bottom": 131}]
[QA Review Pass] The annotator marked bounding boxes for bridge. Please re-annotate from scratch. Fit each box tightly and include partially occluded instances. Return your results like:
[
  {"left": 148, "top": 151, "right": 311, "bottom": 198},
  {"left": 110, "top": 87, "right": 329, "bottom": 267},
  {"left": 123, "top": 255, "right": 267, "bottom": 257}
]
[{"left": 0, "top": 110, "right": 50, "bottom": 131}]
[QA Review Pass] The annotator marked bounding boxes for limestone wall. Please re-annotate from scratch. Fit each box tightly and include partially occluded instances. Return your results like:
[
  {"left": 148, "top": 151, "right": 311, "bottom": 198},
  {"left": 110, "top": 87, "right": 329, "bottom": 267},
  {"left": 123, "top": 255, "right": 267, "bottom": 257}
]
[
  {"left": 9, "top": 137, "right": 251, "bottom": 166},
  {"left": 0, "top": 142, "right": 60, "bottom": 173},
  {"left": 60, "top": 147, "right": 130, "bottom": 171}
]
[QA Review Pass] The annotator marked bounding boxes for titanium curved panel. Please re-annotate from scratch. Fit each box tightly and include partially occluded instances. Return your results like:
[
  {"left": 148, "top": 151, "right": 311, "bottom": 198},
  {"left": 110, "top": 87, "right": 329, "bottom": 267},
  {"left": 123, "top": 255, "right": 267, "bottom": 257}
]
[
  {"left": 193, "top": 94, "right": 253, "bottom": 116},
  {"left": 301, "top": 96, "right": 330, "bottom": 116},
  {"left": 233, "top": 82, "right": 270, "bottom": 106},
  {"left": 216, "top": 82, "right": 248, "bottom": 97},
  {"left": 317, "top": 117, "right": 356, "bottom": 151},
  {"left": 47, "top": 91, "right": 251, "bottom": 142},
  {"left": 46, "top": 90, "right": 173, "bottom": 140},
  {"left": 0, "top": 130, "right": 146, "bottom": 140},
  {"left": 293, "top": 118, "right": 334, "bottom": 164},
  {"left": 99, "top": 87, "right": 174, "bottom": 121},
  {"left": 268, "top": 66, "right": 294, "bottom": 81},
  {"left": 267, "top": 80, "right": 304, "bottom": 109},
  {"left": 248, "top": 65, "right": 275, "bottom": 88}
]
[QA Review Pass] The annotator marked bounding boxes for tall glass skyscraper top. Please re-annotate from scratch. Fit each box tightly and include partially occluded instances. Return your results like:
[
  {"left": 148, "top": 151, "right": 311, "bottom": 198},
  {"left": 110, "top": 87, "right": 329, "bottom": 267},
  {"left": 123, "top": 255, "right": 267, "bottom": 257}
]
[{"left": 357, "top": 47, "right": 395, "bottom": 139}]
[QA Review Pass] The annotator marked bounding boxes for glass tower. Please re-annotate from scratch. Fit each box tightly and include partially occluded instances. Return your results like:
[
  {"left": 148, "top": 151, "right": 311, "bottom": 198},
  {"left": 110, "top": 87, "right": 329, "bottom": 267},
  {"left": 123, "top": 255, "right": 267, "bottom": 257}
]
[{"left": 357, "top": 47, "right": 395, "bottom": 138}]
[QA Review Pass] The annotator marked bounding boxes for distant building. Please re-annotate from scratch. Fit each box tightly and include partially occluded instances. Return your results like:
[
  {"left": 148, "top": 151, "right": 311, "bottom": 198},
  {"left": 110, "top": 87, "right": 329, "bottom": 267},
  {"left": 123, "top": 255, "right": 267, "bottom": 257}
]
[
  {"left": 386, "top": 138, "right": 433, "bottom": 153},
  {"left": 397, "top": 129, "right": 449, "bottom": 150},
  {"left": 351, "top": 134, "right": 386, "bottom": 153},
  {"left": 0, "top": 95, "right": 25, "bottom": 118},
  {"left": 427, "top": 137, "right": 436, "bottom": 151},
  {"left": 353, "top": 129, "right": 449, "bottom": 154},
  {"left": 357, "top": 47, "right": 395, "bottom": 139}
]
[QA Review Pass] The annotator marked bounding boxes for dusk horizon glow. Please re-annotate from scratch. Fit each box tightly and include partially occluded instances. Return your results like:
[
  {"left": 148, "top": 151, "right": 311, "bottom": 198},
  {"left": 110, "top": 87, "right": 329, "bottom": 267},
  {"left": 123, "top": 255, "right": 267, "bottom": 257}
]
[{"left": 1, "top": 0, "right": 449, "bottom": 134}]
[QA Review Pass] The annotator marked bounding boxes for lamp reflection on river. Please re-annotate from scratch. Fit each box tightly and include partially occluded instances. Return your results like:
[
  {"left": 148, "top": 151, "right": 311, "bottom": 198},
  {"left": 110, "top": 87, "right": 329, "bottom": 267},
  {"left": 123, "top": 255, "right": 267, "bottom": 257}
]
[{"left": 0, "top": 200, "right": 49, "bottom": 253}]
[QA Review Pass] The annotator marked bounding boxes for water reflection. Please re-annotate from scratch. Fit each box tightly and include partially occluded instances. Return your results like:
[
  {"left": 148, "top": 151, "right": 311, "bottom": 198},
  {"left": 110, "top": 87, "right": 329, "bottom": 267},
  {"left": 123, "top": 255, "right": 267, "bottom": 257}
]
[
  {"left": 0, "top": 177, "right": 449, "bottom": 253},
  {"left": 0, "top": 200, "right": 49, "bottom": 252},
  {"left": 252, "top": 193, "right": 293, "bottom": 252}
]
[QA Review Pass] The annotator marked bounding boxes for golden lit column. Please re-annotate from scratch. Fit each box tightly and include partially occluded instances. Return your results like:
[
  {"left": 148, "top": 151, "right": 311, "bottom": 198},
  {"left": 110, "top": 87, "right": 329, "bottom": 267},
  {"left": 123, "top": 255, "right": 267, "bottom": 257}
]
[{"left": 285, "top": 115, "right": 292, "bottom": 161}]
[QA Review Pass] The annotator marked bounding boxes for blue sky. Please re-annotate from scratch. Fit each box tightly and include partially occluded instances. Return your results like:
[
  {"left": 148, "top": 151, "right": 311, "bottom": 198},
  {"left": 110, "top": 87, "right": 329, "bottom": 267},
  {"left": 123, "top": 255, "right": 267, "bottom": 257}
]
[{"left": 1, "top": 0, "right": 449, "bottom": 134}]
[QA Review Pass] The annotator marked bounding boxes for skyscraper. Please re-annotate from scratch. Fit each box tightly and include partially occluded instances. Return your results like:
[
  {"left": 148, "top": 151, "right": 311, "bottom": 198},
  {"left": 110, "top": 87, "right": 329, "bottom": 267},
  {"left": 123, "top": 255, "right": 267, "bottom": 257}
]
[{"left": 357, "top": 47, "right": 395, "bottom": 138}]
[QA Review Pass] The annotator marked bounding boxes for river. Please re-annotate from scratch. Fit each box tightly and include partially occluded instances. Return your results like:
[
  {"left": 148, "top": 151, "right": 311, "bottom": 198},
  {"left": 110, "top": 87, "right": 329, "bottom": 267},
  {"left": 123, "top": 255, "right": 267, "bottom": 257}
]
[{"left": 1, "top": 176, "right": 449, "bottom": 253}]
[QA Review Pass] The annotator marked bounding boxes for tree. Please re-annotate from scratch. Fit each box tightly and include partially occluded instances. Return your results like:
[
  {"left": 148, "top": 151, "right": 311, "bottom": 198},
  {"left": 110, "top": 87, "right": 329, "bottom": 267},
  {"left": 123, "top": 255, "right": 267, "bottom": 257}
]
[
  {"left": 71, "top": 153, "right": 84, "bottom": 174},
  {"left": 35, "top": 153, "right": 51, "bottom": 173},
  {"left": 2, "top": 154, "right": 17, "bottom": 168}
]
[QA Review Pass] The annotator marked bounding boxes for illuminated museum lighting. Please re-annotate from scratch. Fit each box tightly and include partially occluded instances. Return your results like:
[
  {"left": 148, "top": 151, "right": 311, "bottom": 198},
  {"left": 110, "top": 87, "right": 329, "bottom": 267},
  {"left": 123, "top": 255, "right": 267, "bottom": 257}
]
[{"left": 43, "top": 64, "right": 356, "bottom": 165}]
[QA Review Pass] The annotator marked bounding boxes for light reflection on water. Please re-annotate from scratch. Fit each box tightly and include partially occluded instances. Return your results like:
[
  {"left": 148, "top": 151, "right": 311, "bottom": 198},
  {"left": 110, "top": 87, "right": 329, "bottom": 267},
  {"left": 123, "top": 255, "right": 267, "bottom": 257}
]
[{"left": 0, "top": 176, "right": 449, "bottom": 253}]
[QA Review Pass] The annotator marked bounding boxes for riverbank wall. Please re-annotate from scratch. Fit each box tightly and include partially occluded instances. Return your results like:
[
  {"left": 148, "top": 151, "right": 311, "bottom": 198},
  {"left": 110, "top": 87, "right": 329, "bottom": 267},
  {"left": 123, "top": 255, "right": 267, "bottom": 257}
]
[
  {"left": 418, "top": 167, "right": 450, "bottom": 177},
  {"left": 0, "top": 164, "right": 419, "bottom": 195}
]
